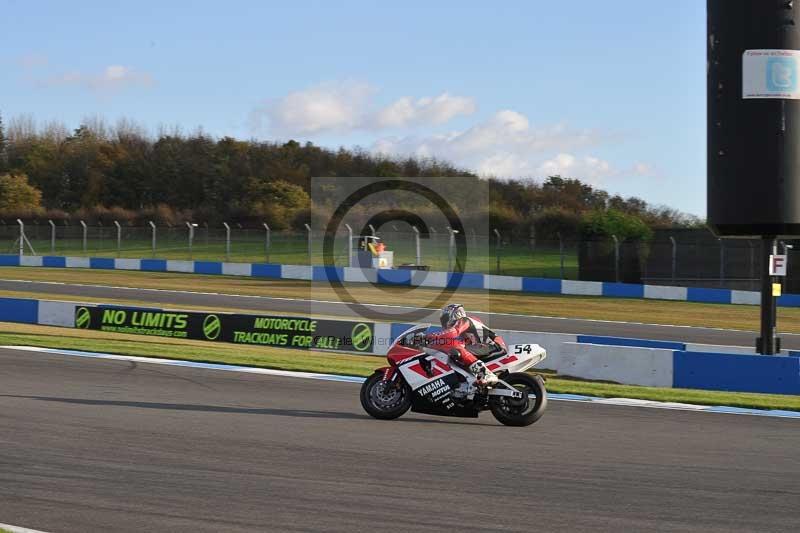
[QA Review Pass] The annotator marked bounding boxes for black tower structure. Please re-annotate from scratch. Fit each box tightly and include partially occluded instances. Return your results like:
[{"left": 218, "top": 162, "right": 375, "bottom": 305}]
[{"left": 708, "top": 0, "right": 800, "bottom": 354}]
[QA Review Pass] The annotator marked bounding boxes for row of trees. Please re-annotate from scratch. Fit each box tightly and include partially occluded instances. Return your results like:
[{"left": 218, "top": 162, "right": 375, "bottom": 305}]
[{"left": 0, "top": 113, "right": 702, "bottom": 240}]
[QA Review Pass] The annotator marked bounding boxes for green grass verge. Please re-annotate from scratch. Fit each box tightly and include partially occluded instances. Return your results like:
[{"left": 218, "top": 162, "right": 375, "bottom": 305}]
[{"left": 2, "top": 324, "right": 798, "bottom": 413}]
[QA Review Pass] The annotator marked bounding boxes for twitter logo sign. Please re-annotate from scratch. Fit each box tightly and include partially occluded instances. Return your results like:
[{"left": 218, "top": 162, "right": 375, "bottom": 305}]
[{"left": 767, "top": 57, "right": 798, "bottom": 92}]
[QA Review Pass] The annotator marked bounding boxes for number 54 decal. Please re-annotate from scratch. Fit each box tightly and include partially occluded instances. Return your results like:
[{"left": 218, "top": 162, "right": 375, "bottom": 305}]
[{"left": 513, "top": 344, "right": 535, "bottom": 355}]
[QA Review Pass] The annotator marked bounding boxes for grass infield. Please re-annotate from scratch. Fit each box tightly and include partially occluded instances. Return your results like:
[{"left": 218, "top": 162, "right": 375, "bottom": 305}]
[
  {"left": 13, "top": 237, "right": 579, "bottom": 279},
  {"left": 2, "top": 323, "right": 799, "bottom": 413}
]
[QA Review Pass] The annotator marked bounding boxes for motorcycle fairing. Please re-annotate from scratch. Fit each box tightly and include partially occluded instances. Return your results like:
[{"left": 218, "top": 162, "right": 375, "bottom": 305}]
[
  {"left": 396, "top": 351, "right": 457, "bottom": 390},
  {"left": 409, "top": 372, "right": 465, "bottom": 415},
  {"left": 396, "top": 352, "right": 475, "bottom": 416}
]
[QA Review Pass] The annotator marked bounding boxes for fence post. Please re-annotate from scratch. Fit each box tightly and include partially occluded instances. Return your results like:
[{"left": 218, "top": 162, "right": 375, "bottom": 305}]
[
  {"left": 114, "top": 221, "right": 122, "bottom": 257},
  {"left": 223, "top": 222, "right": 231, "bottom": 261},
  {"left": 781, "top": 242, "right": 794, "bottom": 293},
  {"left": 470, "top": 227, "right": 477, "bottom": 249},
  {"left": 557, "top": 231, "right": 565, "bottom": 279},
  {"left": 149, "top": 221, "right": 156, "bottom": 257},
  {"left": 80, "top": 220, "right": 88, "bottom": 254},
  {"left": 17, "top": 219, "right": 24, "bottom": 257},
  {"left": 412, "top": 226, "right": 421, "bottom": 265},
  {"left": 611, "top": 234, "right": 620, "bottom": 282},
  {"left": 719, "top": 238, "right": 725, "bottom": 287},
  {"left": 263, "top": 223, "right": 271, "bottom": 263},
  {"left": 304, "top": 224, "right": 312, "bottom": 264},
  {"left": 344, "top": 224, "right": 353, "bottom": 267},
  {"left": 186, "top": 222, "right": 194, "bottom": 259},
  {"left": 430, "top": 226, "right": 437, "bottom": 262},
  {"left": 448, "top": 227, "right": 458, "bottom": 272},
  {"left": 493, "top": 229, "right": 501, "bottom": 274},
  {"left": 669, "top": 236, "right": 677, "bottom": 283},
  {"left": 49, "top": 219, "right": 56, "bottom": 254}
]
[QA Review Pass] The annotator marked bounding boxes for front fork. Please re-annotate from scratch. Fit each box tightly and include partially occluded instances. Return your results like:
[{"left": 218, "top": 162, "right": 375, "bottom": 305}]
[{"left": 381, "top": 366, "right": 398, "bottom": 384}]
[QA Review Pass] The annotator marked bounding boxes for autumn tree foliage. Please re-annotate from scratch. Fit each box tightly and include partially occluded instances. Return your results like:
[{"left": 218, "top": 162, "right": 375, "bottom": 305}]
[{"left": 0, "top": 114, "right": 700, "bottom": 236}]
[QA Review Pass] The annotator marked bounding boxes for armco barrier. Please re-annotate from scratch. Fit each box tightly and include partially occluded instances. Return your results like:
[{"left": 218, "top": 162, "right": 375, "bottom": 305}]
[
  {"left": 2, "top": 255, "right": 800, "bottom": 308},
  {"left": 576, "top": 335, "right": 686, "bottom": 351}
]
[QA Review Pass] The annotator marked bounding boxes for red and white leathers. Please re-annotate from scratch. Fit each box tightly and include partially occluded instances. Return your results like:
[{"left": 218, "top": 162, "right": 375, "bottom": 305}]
[{"left": 425, "top": 316, "right": 507, "bottom": 385}]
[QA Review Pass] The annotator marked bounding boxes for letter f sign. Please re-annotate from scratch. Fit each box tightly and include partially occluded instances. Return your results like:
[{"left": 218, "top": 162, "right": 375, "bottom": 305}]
[{"left": 769, "top": 254, "right": 788, "bottom": 276}]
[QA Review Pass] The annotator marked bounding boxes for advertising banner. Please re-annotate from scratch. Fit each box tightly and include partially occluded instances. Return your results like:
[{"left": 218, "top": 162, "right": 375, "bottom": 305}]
[{"left": 74, "top": 306, "right": 374, "bottom": 353}]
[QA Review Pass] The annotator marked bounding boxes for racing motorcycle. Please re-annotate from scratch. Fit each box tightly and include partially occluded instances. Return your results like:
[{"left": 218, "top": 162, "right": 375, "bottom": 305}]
[{"left": 360, "top": 325, "right": 547, "bottom": 426}]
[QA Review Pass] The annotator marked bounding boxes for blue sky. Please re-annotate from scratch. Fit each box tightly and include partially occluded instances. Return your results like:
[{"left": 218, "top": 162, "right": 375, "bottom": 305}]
[{"left": 0, "top": 0, "right": 706, "bottom": 215}]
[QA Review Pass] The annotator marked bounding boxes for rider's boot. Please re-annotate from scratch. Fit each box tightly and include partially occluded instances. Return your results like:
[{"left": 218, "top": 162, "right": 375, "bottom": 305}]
[{"left": 468, "top": 360, "right": 499, "bottom": 387}]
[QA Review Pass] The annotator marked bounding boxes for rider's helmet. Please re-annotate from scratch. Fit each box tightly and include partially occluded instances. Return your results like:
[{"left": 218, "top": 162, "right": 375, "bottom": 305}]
[{"left": 440, "top": 304, "right": 467, "bottom": 329}]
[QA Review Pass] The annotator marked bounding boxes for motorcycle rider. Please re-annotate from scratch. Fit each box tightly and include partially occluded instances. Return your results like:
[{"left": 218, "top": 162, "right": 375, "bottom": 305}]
[{"left": 425, "top": 304, "right": 507, "bottom": 386}]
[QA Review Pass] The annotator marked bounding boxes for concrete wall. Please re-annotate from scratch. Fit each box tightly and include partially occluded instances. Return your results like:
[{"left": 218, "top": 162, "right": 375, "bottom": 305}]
[{"left": 560, "top": 342, "right": 674, "bottom": 388}]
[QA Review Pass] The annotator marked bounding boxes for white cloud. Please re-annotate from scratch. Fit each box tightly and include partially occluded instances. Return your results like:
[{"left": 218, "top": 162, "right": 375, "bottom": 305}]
[
  {"left": 255, "top": 81, "right": 374, "bottom": 135},
  {"left": 631, "top": 162, "right": 658, "bottom": 176},
  {"left": 251, "top": 81, "right": 475, "bottom": 135},
  {"left": 251, "top": 82, "right": 650, "bottom": 185},
  {"left": 40, "top": 65, "right": 153, "bottom": 92},
  {"left": 373, "top": 93, "right": 476, "bottom": 128},
  {"left": 535, "top": 153, "right": 615, "bottom": 183},
  {"left": 372, "top": 109, "right": 620, "bottom": 182},
  {"left": 375, "top": 111, "right": 608, "bottom": 159},
  {"left": 476, "top": 153, "right": 533, "bottom": 177}
]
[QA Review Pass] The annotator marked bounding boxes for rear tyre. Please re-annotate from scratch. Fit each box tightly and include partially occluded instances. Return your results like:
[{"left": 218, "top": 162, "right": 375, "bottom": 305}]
[
  {"left": 489, "top": 373, "right": 547, "bottom": 427},
  {"left": 360, "top": 372, "right": 412, "bottom": 420}
]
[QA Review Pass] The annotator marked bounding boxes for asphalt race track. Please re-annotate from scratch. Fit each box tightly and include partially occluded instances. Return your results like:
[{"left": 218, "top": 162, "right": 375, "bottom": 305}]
[
  {"left": 1, "top": 278, "right": 797, "bottom": 349},
  {"left": 0, "top": 348, "right": 797, "bottom": 532}
]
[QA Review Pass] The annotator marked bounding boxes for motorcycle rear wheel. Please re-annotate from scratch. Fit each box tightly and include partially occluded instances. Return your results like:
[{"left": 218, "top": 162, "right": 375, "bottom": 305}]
[
  {"left": 360, "top": 372, "right": 412, "bottom": 420},
  {"left": 489, "top": 373, "right": 547, "bottom": 427}
]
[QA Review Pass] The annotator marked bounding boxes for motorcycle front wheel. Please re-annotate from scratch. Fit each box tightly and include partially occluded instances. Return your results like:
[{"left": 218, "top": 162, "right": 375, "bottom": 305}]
[
  {"left": 360, "top": 372, "right": 412, "bottom": 420},
  {"left": 489, "top": 373, "right": 547, "bottom": 427}
]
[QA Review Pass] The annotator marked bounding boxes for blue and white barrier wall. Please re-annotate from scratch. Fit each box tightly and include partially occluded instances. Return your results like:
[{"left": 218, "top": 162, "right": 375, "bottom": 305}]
[
  {"left": 0, "top": 296, "right": 395, "bottom": 356},
  {"left": 559, "top": 336, "right": 800, "bottom": 395},
  {"left": 1, "top": 254, "right": 798, "bottom": 307},
  {"left": 2, "top": 294, "right": 798, "bottom": 396}
]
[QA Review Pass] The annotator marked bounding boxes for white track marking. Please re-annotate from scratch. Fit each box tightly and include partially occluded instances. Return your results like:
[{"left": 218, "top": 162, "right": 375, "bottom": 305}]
[
  {"left": 2, "top": 346, "right": 364, "bottom": 383},
  {"left": 2, "top": 278, "right": 794, "bottom": 336},
  {"left": 0, "top": 523, "right": 50, "bottom": 533},
  {"left": 3, "top": 345, "right": 798, "bottom": 420}
]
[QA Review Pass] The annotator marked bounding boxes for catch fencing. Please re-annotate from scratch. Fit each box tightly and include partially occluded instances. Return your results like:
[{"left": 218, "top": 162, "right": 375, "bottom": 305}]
[
  {"left": 0, "top": 220, "right": 580, "bottom": 279},
  {"left": 1, "top": 220, "right": 797, "bottom": 289}
]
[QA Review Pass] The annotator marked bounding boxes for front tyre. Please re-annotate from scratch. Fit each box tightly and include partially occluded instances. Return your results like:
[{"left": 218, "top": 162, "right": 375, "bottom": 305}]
[
  {"left": 360, "top": 372, "right": 412, "bottom": 420},
  {"left": 489, "top": 373, "right": 547, "bottom": 427}
]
